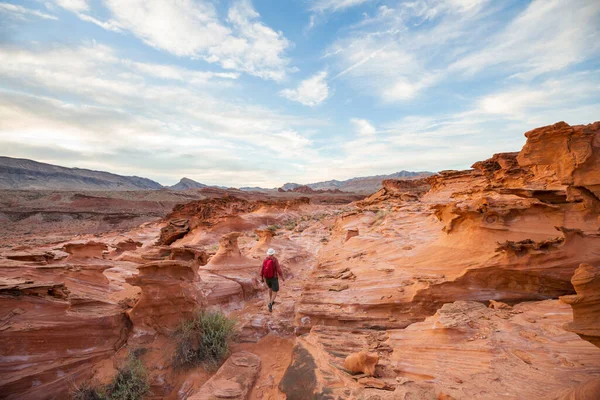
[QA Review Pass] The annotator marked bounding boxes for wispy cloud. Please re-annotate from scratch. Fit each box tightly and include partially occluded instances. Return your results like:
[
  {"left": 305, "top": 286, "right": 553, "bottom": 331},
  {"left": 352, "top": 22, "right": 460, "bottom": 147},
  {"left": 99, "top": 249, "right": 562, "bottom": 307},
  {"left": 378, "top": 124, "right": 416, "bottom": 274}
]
[
  {"left": 450, "top": 0, "right": 600, "bottom": 79},
  {"left": 350, "top": 118, "right": 376, "bottom": 136},
  {"left": 310, "top": 0, "right": 374, "bottom": 13},
  {"left": 0, "top": 2, "right": 57, "bottom": 20},
  {"left": 279, "top": 71, "right": 330, "bottom": 106}
]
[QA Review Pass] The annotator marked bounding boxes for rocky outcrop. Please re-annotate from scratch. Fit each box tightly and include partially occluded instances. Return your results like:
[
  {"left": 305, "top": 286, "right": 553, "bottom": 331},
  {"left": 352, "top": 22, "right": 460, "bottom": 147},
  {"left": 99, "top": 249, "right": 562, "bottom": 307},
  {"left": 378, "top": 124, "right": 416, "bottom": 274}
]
[
  {"left": 63, "top": 241, "right": 108, "bottom": 258},
  {"left": 288, "top": 300, "right": 600, "bottom": 399},
  {"left": 156, "top": 218, "right": 189, "bottom": 245},
  {"left": 188, "top": 351, "right": 261, "bottom": 400},
  {"left": 359, "top": 177, "right": 431, "bottom": 205},
  {"left": 113, "top": 238, "right": 142, "bottom": 253},
  {"left": 344, "top": 351, "right": 379, "bottom": 376},
  {"left": 125, "top": 260, "right": 200, "bottom": 337},
  {"left": 297, "top": 121, "right": 600, "bottom": 331},
  {"left": 561, "top": 263, "right": 600, "bottom": 348},
  {"left": 517, "top": 121, "right": 600, "bottom": 196},
  {"left": 0, "top": 274, "right": 130, "bottom": 399},
  {"left": 204, "top": 233, "right": 261, "bottom": 298}
]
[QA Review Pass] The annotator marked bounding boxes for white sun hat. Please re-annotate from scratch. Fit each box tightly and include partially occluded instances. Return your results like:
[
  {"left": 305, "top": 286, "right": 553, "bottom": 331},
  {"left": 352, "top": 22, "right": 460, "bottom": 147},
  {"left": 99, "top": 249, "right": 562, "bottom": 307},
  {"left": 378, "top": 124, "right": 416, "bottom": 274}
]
[{"left": 267, "top": 248, "right": 276, "bottom": 255}]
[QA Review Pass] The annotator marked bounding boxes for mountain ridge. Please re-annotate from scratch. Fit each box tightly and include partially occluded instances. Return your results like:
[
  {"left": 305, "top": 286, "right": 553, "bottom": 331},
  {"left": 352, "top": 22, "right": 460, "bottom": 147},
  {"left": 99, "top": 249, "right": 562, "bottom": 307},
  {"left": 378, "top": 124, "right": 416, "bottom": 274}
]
[{"left": 0, "top": 156, "right": 432, "bottom": 193}]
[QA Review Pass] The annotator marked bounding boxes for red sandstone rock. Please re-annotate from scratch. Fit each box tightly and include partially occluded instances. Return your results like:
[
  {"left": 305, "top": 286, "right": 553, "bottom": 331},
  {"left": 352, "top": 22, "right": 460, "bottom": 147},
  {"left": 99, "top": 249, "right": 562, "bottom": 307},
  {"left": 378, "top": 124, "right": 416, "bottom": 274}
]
[
  {"left": 62, "top": 241, "right": 108, "bottom": 258},
  {"left": 561, "top": 263, "right": 600, "bottom": 348},
  {"left": 188, "top": 351, "right": 261, "bottom": 400},
  {"left": 125, "top": 260, "right": 200, "bottom": 336},
  {"left": 344, "top": 351, "right": 379, "bottom": 376}
]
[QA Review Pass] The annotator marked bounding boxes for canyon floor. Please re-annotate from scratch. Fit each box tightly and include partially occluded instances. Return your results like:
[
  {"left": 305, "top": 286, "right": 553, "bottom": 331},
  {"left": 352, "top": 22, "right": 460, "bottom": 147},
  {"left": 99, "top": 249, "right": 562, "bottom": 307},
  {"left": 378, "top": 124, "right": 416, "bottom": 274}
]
[{"left": 1, "top": 121, "right": 600, "bottom": 400}]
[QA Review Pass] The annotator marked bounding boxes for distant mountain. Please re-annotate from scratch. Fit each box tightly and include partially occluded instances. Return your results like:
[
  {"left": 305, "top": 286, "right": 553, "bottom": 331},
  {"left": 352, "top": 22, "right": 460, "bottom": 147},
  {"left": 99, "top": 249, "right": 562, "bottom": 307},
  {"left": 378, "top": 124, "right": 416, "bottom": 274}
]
[
  {"left": 0, "top": 156, "right": 162, "bottom": 191},
  {"left": 0, "top": 156, "right": 432, "bottom": 194},
  {"left": 169, "top": 177, "right": 208, "bottom": 190},
  {"left": 281, "top": 171, "right": 432, "bottom": 194},
  {"left": 239, "top": 187, "right": 275, "bottom": 192}
]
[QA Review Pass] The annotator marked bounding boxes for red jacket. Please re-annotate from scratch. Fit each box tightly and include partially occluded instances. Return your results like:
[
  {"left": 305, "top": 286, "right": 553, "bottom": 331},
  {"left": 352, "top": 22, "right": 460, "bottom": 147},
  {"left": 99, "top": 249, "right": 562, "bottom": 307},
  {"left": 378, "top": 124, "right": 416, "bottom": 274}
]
[{"left": 261, "top": 256, "right": 284, "bottom": 279}]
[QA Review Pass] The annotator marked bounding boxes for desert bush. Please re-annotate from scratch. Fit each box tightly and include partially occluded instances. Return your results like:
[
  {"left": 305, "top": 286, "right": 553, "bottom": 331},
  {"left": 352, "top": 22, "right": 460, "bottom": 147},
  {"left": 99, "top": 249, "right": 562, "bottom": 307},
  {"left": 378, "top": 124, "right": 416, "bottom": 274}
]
[
  {"left": 71, "top": 380, "right": 105, "bottom": 400},
  {"left": 173, "top": 310, "right": 236, "bottom": 370},
  {"left": 71, "top": 354, "right": 148, "bottom": 400},
  {"left": 266, "top": 224, "right": 281, "bottom": 234},
  {"left": 283, "top": 219, "right": 298, "bottom": 230},
  {"left": 106, "top": 356, "right": 149, "bottom": 400}
]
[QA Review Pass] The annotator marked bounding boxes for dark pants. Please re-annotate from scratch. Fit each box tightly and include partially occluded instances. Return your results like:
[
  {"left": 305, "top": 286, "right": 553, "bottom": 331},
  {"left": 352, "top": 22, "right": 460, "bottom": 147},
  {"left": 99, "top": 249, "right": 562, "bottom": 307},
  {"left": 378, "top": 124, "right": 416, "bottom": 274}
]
[{"left": 265, "top": 277, "right": 279, "bottom": 292}]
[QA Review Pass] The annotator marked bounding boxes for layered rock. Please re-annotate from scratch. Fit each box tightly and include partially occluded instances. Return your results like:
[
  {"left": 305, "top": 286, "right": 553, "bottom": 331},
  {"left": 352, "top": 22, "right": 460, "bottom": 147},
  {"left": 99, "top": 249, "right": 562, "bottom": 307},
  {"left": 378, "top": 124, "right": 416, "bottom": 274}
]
[
  {"left": 203, "top": 232, "right": 261, "bottom": 298},
  {"left": 0, "top": 274, "right": 130, "bottom": 399},
  {"left": 188, "top": 351, "right": 261, "bottom": 400},
  {"left": 561, "top": 263, "right": 600, "bottom": 347},
  {"left": 296, "top": 121, "right": 600, "bottom": 331},
  {"left": 285, "top": 300, "right": 600, "bottom": 399},
  {"left": 125, "top": 260, "right": 201, "bottom": 337},
  {"left": 63, "top": 241, "right": 108, "bottom": 258}
]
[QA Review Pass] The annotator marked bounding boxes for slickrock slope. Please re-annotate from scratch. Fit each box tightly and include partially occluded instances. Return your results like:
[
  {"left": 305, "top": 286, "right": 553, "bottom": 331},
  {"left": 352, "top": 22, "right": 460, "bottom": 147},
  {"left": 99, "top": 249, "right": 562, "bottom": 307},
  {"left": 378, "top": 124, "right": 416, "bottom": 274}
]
[
  {"left": 285, "top": 300, "right": 600, "bottom": 399},
  {"left": 188, "top": 351, "right": 260, "bottom": 400}
]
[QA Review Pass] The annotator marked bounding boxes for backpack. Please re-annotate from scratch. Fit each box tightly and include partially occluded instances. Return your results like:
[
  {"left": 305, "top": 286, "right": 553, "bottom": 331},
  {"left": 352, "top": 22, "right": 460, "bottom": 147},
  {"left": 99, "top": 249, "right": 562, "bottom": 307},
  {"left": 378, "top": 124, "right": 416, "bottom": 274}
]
[{"left": 262, "top": 257, "right": 276, "bottom": 279}]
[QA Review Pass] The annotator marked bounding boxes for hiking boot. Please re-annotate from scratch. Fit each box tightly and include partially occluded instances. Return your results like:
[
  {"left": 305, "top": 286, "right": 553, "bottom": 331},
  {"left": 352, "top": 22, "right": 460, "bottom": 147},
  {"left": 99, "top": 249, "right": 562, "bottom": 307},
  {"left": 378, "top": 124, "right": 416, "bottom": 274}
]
[{"left": 268, "top": 302, "right": 273, "bottom": 312}]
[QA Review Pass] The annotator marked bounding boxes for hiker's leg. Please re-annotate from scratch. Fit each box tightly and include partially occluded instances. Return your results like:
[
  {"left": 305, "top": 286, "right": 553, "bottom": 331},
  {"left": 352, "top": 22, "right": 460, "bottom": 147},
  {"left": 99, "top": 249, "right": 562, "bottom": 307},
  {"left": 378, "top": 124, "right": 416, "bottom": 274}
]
[
  {"left": 269, "top": 289, "right": 273, "bottom": 304},
  {"left": 271, "top": 290, "right": 278, "bottom": 304}
]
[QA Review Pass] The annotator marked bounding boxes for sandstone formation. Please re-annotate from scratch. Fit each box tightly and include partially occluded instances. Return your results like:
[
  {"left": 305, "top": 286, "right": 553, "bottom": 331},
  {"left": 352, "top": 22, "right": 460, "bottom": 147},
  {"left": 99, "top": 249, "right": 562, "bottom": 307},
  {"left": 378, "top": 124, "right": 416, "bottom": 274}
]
[
  {"left": 1, "top": 121, "right": 599, "bottom": 399},
  {"left": 561, "top": 263, "right": 600, "bottom": 347},
  {"left": 0, "top": 261, "right": 131, "bottom": 399},
  {"left": 188, "top": 351, "right": 261, "bottom": 400},
  {"left": 63, "top": 241, "right": 108, "bottom": 258},
  {"left": 344, "top": 351, "right": 379, "bottom": 376}
]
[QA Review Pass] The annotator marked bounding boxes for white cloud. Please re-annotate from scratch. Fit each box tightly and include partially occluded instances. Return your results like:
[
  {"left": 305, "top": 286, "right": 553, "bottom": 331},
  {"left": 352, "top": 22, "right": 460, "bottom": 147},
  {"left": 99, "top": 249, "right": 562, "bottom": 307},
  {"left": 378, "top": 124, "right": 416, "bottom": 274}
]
[
  {"left": 56, "top": 0, "right": 88, "bottom": 12},
  {"left": 450, "top": 0, "right": 600, "bottom": 79},
  {"left": 279, "top": 71, "right": 330, "bottom": 106},
  {"left": 122, "top": 60, "right": 240, "bottom": 84},
  {"left": 99, "top": 0, "right": 291, "bottom": 81},
  {"left": 310, "top": 0, "right": 373, "bottom": 13},
  {"left": 0, "top": 2, "right": 57, "bottom": 20},
  {"left": 0, "top": 41, "right": 323, "bottom": 186},
  {"left": 350, "top": 118, "right": 376, "bottom": 136},
  {"left": 327, "top": 0, "right": 600, "bottom": 103},
  {"left": 76, "top": 12, "right": 121, "bottom": 32}
]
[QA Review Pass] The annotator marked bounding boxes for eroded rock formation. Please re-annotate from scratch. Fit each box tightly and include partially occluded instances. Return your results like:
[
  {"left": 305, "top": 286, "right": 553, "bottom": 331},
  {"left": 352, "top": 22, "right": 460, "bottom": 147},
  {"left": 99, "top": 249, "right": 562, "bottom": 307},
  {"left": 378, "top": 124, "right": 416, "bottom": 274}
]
[
  {"left": 1, "top": 120, "right": 599, "bottom": 399},
  {"left": 561, "top": 263, "right": 600, "bottom": 348},
  {"left": 188, "top": 351, "right": 261, "bottom": 400}
]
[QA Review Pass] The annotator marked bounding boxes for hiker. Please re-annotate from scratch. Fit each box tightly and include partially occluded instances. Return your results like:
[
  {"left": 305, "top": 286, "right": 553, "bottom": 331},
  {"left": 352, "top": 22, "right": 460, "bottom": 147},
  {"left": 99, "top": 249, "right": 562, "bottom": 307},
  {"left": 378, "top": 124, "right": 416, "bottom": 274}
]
[{"left": 260, "top": 248, "right": 285, "bottom": 312}]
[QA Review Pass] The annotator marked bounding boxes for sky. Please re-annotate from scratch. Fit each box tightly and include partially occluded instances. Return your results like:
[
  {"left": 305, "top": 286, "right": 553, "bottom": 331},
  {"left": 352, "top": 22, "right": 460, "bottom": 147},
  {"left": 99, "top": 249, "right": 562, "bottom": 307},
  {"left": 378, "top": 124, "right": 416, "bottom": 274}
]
[{"left": 0, "top": 0, "right": 599, "bottom": 187}]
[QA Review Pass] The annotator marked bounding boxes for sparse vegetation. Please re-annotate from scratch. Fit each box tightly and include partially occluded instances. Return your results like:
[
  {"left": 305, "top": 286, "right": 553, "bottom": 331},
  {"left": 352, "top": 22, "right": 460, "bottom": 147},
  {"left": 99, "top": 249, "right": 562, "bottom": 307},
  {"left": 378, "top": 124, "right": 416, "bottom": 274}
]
[
  {"left": 266, "top": 224, "right": 281, "bottom": 234},
  {"left": 373, "top": 209, "right": 389, "bottom": 225},
  {"left": 71, "top": 380, "right": 105, "bottom": 400},
  {"left": 70, "top": 353, "right": 148, "bottom": 400},
  {"left": 283, "top": 219, "right": 298, "bottom": 230},
  {"left": 173, "top": 310, "right": 237, "bottom": 370},
  {"left": 106, "top": 356, "right": 149, "bottom": 400}
]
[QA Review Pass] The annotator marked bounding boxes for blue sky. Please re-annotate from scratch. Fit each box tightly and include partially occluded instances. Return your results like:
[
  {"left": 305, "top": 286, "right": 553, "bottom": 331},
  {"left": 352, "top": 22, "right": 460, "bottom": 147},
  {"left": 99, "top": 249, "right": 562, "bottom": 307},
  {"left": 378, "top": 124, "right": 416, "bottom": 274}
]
[{"left": 0, "top": 0, "right": 599, "bottom": 187}]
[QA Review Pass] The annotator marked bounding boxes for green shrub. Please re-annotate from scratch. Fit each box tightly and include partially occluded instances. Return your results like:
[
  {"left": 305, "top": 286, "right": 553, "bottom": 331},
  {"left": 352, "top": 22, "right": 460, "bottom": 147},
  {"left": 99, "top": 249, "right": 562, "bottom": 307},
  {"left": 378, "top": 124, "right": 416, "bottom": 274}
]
[
  {"left": 70, "top": 354, "right": 148, "bottom": 400},
  {"left": 71, "top": 380, "right": 105, "bottom": 400},
  {"left": 173, "top": 310, "right": 236, "bottom": 370},
  {"left": 284, "top": 219, "right": 298, "bottom": 230},
  {"left": 106, "top": 356, "right": 149, "bottom": 400},
  {"left": 266, "top": 224, "right": 281, "bottom": 234}
]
